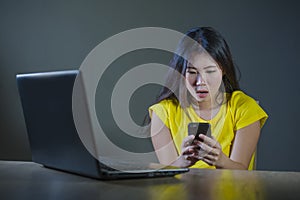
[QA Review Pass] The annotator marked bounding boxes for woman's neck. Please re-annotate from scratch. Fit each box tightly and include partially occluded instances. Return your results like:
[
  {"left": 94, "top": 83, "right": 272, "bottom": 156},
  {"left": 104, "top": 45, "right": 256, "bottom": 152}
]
[{"left": 190, "top": 94, "right": 224, "bottom": 120}]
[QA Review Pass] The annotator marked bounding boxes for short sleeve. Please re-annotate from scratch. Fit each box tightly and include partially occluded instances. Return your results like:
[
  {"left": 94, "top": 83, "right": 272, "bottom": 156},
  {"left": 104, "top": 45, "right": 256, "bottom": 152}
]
[
  {"left": 230, "top": 91, "right": 268, "bottom": 131},
  {"left": 149, "top": 101, "right": 170, "bottom": 129}
]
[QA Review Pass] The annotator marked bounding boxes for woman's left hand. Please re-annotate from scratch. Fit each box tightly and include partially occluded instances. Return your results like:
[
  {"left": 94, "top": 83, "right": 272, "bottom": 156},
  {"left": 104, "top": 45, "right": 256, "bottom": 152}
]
[{"left": 195, "top": 134, "right": 228, "bottom": 168}]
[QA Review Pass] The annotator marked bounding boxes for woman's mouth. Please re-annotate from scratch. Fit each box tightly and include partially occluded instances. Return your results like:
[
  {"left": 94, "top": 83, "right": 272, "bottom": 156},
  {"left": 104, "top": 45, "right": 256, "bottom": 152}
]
[{"left": 196, "top": 90, "right": 209, "bottom": 98}]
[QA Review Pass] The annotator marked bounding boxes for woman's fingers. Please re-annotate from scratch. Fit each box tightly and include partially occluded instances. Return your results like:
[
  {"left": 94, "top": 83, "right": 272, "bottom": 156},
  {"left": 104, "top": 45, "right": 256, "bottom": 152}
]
[
  {"left": 198, "top": 134, "right": 221, "bottom": 149},
  {"left": 193, "top": 137, "right": 225, "bottom": 167},
  {"left": 179, "top": 134, "right": 223, "bottom": 167},
  {"left": 181, "top": 134, "right": 225, "bottom": 168},
  {"left": 197, "top": 142, "right": 220, "bottom": 156},
  {"left": 182, "top": 145, "right": 198, "bottom": 155},
  {"left": 182, "top": 135, "right": 195, "bottom": 148}
]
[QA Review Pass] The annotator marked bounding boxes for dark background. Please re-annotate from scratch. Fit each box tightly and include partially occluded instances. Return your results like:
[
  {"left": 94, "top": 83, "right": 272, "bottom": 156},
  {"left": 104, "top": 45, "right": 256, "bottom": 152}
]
[{"left": 1, "top": 0, "right": 299, "bottom": 171}]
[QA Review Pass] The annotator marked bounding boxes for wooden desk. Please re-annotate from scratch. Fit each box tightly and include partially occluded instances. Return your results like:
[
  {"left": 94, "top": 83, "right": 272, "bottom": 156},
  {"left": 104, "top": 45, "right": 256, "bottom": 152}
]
[{"left": 0, "top": 161, "right": 299, "bottom": 200}]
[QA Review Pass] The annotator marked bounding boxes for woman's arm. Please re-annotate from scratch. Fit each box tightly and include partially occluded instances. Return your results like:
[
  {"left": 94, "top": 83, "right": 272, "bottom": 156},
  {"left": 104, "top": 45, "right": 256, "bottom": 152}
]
[
  {"left": 197, "top": 120, "right": 261, "bottom": 170},
  {"left": 228, "top": 120, "right": 261, "bottom": 169},
  {"left": 150, "top": 112, "right": 178, "bottom": 165},
  {"left": 151, "top": 112, "right": 199, "bottom": 167}
]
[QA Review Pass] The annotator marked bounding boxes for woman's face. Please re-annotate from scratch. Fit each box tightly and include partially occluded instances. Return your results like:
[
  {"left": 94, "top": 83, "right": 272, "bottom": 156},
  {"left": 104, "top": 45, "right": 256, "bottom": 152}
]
[{"left": 185, "top": 52, "right": 223, "bottom": 105}]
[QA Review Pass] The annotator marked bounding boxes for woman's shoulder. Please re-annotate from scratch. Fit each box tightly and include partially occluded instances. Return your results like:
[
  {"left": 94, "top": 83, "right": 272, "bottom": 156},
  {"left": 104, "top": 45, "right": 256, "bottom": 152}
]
[
  {"left": 228, "top": 90, "right": 258, "bottom": 108},
  {"left": 148, "top": 98, "right": 181, "bottom": 121},
  {"left": 230, "top": 90, "right": 256, "bottom": 102},
  {"left": 150, "top": 98, "right": 179, "bottom": 110},
  {"left": 228, "top": 91, "right": 268, "bottom": 128}
]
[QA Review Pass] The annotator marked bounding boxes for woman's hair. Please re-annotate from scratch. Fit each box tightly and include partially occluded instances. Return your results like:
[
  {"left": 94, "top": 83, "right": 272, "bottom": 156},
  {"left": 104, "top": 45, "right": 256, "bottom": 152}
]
[{"left": 155, "top": 26, "right": 240, "bottom": 107}]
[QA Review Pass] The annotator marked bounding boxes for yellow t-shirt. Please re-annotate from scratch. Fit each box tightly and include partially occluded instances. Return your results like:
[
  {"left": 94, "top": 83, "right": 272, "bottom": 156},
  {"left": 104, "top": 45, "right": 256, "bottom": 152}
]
[{"left": 149, "top": 91, "right": 268, "bottom": 170}]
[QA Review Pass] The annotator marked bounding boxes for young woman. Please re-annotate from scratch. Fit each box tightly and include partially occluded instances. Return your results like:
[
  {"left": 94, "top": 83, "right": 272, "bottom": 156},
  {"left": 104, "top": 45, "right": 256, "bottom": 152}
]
[{"left": 149, "top": 27, "right": 268, "bottom": 170}]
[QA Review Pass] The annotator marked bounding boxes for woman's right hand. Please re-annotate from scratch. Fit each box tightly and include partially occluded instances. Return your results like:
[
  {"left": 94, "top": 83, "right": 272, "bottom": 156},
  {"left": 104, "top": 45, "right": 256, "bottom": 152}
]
[{"left": 172, "top": 135, "right": 200, "bottom": 168}]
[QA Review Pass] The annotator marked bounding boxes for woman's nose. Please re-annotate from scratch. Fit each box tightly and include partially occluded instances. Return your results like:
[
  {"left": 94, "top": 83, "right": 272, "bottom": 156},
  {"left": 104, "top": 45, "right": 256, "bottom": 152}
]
[{"left": 196, "top": 73, "right": 205, "bottom": 85}]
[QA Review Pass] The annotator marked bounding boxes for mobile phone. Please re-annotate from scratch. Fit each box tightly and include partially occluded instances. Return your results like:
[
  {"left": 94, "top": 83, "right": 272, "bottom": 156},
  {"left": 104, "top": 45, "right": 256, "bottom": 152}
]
[{"left": 188, "top": 122, "right": 211, "bottom": 143}]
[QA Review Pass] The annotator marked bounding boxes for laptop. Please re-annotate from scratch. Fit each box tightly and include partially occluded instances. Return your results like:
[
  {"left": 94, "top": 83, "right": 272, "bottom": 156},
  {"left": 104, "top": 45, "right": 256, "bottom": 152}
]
[{"left": 16, "top": 70, "right": 189, "bottom": 180}]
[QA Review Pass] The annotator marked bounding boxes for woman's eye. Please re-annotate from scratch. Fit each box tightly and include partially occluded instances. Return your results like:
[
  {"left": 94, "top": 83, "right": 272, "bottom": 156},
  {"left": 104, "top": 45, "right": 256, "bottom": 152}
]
[
  {"left": 206, "top": 70, "right": 216, "bottom": 74},
  {"left": 187, "top": 70, "right": 197, "bottom": 74}
]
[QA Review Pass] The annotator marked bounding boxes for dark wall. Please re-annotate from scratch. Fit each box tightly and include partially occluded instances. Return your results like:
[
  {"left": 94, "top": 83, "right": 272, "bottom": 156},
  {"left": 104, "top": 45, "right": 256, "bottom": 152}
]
[{"left": 1, "top": 0, "right": 299, "bottom": 171}]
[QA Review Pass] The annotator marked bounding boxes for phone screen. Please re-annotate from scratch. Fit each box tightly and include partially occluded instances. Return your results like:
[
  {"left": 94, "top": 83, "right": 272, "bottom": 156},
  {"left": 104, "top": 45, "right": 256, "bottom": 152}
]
[{"left": 188, "top": 122, "right": 211, "bottom": 143}]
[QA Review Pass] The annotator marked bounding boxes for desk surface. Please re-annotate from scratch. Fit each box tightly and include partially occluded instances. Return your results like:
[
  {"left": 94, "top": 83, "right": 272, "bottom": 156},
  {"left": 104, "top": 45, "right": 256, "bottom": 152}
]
[{"left": 0, "top": 161, "right": 299, "bottom": 200}]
